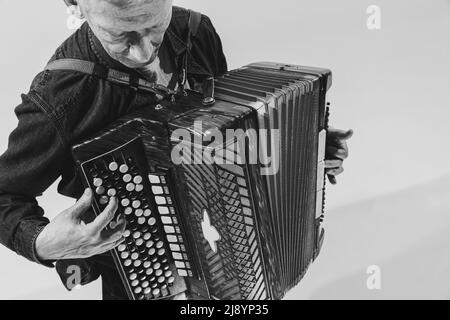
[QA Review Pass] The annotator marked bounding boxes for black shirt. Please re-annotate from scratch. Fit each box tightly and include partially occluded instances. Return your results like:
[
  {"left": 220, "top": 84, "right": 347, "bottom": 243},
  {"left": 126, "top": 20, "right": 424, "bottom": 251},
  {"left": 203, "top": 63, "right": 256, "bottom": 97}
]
[{"left": 0, "top": 6, "right": 227, "bottom": 299}]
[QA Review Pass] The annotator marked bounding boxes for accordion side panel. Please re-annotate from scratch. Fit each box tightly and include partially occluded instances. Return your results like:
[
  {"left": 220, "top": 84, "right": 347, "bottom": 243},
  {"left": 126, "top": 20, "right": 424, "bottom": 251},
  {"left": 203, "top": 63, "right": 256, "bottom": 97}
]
[{"left": 71, "top": 119, "right": 202, "bottom": 300}]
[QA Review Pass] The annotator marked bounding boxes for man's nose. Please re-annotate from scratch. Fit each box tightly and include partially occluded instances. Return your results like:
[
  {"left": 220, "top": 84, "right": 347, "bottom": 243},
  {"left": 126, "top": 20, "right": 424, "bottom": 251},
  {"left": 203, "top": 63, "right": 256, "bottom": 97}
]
[{"left": 128, "top": 38, "right": 155, "bottom": 64}]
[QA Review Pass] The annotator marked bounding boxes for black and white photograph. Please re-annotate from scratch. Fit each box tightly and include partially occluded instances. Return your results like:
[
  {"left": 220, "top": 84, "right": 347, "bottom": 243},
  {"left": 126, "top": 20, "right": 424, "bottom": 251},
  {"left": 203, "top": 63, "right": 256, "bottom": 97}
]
[{"left": 0, "top": 0, "right": 448, "bottom": 306}]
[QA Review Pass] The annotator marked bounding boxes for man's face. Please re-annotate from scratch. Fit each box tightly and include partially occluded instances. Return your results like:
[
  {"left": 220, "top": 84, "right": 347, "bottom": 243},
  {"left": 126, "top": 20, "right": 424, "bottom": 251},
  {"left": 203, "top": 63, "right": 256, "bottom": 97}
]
[{"left": 79, "top": 0, "right": 173, "bottom": 69}]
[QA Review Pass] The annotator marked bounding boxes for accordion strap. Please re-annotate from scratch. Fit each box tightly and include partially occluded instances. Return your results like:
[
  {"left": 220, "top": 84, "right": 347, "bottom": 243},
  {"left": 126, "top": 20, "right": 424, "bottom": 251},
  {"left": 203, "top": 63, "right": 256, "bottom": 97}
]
[
  {"left": 44, "top": 58, "right": 178, "bottom": 98},
  {"left": 178, "top": 9, "right": 202, "bottom": 94}
]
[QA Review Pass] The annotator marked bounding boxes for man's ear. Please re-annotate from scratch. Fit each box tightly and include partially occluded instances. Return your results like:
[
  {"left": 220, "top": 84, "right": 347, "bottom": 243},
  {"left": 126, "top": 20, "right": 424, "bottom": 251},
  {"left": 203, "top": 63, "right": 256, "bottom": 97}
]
[{"left": 66, "top": 1, "right": 85, "bottom": 20}]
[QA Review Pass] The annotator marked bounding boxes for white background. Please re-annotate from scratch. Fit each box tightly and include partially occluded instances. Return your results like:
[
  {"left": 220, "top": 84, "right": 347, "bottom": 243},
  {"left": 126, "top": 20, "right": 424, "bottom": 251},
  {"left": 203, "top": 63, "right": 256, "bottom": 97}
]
[{"left": 0, "top": 0, "right": 449, "bottom": 299}]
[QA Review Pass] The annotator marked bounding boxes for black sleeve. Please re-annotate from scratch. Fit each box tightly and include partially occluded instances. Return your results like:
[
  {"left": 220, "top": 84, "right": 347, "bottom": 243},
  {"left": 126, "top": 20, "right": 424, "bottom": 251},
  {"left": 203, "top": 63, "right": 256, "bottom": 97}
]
[
  {"left": 0, "top": 90, "right": 66, "bottom": 267},
  {"left": 194, "top": 14, "right": 228, "bottom": 77}
]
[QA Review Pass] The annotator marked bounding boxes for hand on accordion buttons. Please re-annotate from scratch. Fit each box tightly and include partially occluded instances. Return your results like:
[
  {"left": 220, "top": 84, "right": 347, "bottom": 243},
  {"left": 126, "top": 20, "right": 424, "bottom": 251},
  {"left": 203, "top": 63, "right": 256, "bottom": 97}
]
[
  {"left": 35, "top": 188, "right": 127, "bottom": 261},
  {"left": 325, "top": 127, "right": 353, "bottom": 185}
]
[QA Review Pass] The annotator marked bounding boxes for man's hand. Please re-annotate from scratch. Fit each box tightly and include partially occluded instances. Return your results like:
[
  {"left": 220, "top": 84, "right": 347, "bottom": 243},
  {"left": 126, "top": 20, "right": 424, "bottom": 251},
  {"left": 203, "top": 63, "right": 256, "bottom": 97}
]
[
  {"left": 325, "top": 127, "right": 353, "bottom": 185},
  {"left": 35, "top": 188, "right": 126, "bottom": 261}
]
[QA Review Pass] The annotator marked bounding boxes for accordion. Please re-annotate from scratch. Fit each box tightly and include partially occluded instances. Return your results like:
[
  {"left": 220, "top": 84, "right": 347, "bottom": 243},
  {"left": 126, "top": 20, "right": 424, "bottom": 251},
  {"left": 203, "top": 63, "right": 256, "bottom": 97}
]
[{"left": 72, "top": 62, "right": 332, "bottom": 300}]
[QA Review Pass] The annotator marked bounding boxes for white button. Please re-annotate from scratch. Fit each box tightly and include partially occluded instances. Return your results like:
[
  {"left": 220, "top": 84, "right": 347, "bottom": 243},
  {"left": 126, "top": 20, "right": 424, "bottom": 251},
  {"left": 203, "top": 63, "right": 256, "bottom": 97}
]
[
  {"left": 119, "top": 164, "right": 129, "bottom": 173},
  {"left": 143, "top": 209, "right": 152, "bottom": 217},
  {"left": 126, "top": 183, "right": 135, "bottom": 192},
  {"left": 143, "top": 233, "right": 152, "bottom": 241},
  {"left": 155, "top": 196, "right": 166, "bottom": 205},
  {"left": 123, "top": 230, "right": 131, "bottom": 238},
  {"left": 109, "top": 162, "right": 118, "bottom": 171},
  {"left": 135, "top": 184, "right": 144, "bottom": 192},
  {"left": 132, "top": 200, "right": 141, "bottom": 209},
  {"left": 158, "top": 207, "right": 169, "bottom": 215},
  {"left": 148, "top": 217, "right": 157, "bottom": 226},
  {"left": 99, "top": 196, "right": 109, "bottom": 205},
  {"left": 107, "top": 189, "right": 117, "bottom": 197},
  {"left": 134, "top": 176, "right": 143, "bottom": 184},
  {"left": 167, "top": 235, "right": 177, "bottom": 243},
  {"left": 161, "top": 216, "right": 172, "bottom": 224},
  {"left": 152, "top": 288, "right": 160, "bottom": 296},
  {"left": 133, "top": 231, "right": 141, "bottom": 239},
  {"left": 123, "top": 174, "right": 132, "bottom": 183},
  {"left": 93, "top": 178, "right": 103, "bottom": 187},
  {"left": 96, "top": 186, "right": 105, "bottom": 195},
  {"left": 177, "top": 270, "right": 187, "bottom": 277},
  {"left": 121, "top": 198, "right": 130, "bottom": 207},
  {"left": 152, "top": 186, "right": 164, "bottom": 195},
  {"left": 148, "top": 175, "right": 160, "bottom": 184}
]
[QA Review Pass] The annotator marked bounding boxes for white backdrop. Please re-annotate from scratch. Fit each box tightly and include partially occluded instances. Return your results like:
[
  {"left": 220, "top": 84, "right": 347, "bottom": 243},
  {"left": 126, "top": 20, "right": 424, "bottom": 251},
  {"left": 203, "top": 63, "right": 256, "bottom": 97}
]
[{"left": 0, "top": 0, "right": 449, "bottom": 299}]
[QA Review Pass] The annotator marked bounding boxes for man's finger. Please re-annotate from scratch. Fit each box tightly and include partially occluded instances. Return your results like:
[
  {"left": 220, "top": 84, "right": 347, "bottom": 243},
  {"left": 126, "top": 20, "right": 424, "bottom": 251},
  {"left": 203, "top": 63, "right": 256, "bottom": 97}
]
[
  {"left": 327, "top": 167, "right": 344, "bottom": 176},
  {"left": 327, "top": 175, "right": 337, "bottom": 185},
  {"left": 325, "top": 159, "right": 343, "bottom": 169},
  {"left": 328, "top": 128, "right": 354, "bottom": 141},
  {"left": 98, "top": 237, "right": 126, "bottom": 255},
  {"left": 88, "top": 197, "right": 118, "bottom": 233},
  {"left": 101, "top": 219, "right": 127, "bottom": 243},
  {"left": 70, "top": 188, "right": 93, "bottom": 220},
  {"left": 326, "top": 145, "right": 349, "bottom": 160}
]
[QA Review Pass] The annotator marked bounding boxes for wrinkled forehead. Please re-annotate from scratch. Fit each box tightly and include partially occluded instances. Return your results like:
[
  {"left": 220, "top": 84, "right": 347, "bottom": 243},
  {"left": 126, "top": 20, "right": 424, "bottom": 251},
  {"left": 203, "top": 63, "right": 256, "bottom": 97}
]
[{"left": 81, "top": 0, "right": 173, "bottom": 31}]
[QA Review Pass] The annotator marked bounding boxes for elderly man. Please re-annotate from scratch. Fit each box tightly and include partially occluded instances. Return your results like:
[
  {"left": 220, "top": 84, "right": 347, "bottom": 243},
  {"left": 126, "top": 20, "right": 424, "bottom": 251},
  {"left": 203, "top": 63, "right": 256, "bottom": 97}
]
[{"left": 0, "top": 0, "right": 352, "bottom": 299}]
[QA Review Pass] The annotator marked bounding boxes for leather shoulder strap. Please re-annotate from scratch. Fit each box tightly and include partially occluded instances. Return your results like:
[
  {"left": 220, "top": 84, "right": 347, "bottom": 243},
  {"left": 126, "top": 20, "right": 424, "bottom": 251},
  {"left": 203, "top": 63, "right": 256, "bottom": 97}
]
[
  {"left": 44, "top": 58, "right": 177, "bottom": 97},
  {"left": 188, "top": 9, "right": 202, "bottom": 38}
]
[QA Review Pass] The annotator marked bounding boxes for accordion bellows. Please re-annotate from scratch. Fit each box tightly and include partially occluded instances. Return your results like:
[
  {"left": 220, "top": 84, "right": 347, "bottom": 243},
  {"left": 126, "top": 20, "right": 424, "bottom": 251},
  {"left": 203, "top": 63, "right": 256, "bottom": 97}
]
[{"left": 72, "top": 62, "right": 332, "bottom": 300}]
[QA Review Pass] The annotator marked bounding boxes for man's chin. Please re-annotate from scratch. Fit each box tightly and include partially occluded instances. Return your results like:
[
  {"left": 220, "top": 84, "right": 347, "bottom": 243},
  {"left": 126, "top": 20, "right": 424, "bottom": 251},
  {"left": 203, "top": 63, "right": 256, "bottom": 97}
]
[{"left": 116, "top": 57, "right": 157, "bottom": 70}]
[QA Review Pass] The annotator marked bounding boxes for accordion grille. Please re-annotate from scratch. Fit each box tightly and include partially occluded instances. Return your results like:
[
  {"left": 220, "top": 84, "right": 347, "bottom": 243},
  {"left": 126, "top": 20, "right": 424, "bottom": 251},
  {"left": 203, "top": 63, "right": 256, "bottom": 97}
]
[{"left": 182, "top": 162, "right": 267, "bottom": 300}]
